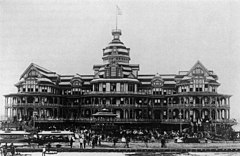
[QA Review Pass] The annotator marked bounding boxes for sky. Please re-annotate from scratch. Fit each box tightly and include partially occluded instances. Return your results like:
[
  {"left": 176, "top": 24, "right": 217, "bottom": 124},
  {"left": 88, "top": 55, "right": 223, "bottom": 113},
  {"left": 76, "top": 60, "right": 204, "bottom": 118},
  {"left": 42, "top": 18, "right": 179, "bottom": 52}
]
[{"left": 0, "top": 0, "right": 240, "bottom": 120}]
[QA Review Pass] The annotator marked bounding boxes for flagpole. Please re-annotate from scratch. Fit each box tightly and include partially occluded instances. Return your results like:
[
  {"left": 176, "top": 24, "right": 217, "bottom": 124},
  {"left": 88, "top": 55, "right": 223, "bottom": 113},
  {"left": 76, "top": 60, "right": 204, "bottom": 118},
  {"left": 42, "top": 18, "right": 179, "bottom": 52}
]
[{"left": 116, "top": 5, "right": 118, "bottom": 30}]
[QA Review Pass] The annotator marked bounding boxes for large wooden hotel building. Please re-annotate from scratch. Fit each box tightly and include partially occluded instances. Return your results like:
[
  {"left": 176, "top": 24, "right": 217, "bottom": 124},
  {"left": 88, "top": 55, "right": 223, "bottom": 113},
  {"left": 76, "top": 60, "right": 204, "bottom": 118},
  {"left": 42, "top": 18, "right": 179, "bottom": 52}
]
[{"left": 3, "top": 29, "right": 234, "bottom": 132}]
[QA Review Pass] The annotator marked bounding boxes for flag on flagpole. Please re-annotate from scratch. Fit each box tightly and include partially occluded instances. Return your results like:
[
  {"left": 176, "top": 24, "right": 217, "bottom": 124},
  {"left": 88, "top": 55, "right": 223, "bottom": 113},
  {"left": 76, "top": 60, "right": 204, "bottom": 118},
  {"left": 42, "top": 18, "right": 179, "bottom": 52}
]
[{"left": 116, "top": 5, "right": 122, "bottom": 15}]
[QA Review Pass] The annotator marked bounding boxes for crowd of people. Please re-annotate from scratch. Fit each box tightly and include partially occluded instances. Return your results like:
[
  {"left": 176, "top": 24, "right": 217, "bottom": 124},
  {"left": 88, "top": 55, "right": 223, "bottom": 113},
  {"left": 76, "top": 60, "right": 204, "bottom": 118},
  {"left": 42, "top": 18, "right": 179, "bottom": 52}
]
[
  {"left": 69, "top": 127, "right": 172, "bottom": 149},
  {"left": 64, "top": 126, "right": 214, "bottom": 149}
]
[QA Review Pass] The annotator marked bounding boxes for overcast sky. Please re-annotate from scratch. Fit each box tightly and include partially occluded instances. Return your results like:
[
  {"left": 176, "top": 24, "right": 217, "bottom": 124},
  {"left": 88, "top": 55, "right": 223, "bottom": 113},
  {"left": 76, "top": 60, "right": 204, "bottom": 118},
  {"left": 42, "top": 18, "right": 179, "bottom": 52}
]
[{"left": 0, "top": 0, "right": 240, "bottom": 120}]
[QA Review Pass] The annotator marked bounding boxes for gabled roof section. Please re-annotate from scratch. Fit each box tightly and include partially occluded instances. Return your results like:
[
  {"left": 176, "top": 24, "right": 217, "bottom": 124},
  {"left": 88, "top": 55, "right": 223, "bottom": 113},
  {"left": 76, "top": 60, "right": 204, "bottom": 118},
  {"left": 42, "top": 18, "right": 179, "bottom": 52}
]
[
  {"left": 70, "top": 74, "right": 83, "bottom": 83},
  {"left": 186, "top": 60, "right": 211, "bottom": 76},
  {"left": 20, "top": 63, "right": 57, "bottom": 79},
  {"left": 151, "top": 73, "right": 163, "bottom": 83}
]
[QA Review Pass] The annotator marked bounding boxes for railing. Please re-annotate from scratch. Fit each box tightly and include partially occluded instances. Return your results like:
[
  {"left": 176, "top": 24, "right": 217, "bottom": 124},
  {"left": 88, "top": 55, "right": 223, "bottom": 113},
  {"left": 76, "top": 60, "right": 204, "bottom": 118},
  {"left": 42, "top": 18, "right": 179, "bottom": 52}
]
[
  {"left": 80, "top": 103, "right": 230, "bottom": 109},
  {"left": 35, "top": 118, "right": 190, "bottom": 124},
  {"left": 213, "top": 119, "right": 237, "bottom": 124},
  {"left": 85, "top": 91, "right": 149, "bottom": 95},
  {"left": 81, "top": 103, "right": 150, "bottom": 108},
  {"left": 164, "top": 103, "right": 229, "bottom": 108},
  {"left": 11, "top": 103, "right": 61, "bottom": 107},
  {"left": 34, "top": 117, "right": 236, "bottom": 125}
]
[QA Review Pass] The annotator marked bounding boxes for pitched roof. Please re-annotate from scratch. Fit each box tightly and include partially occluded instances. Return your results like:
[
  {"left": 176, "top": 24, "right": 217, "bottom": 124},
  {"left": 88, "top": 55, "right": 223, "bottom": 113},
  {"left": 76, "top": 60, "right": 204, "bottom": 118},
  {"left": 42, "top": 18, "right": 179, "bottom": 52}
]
[
  {"left": 20, "top": 63, "right": 57, "bottom": 79},
  {"left": 186, "top": 60, "right": 211, "bottom": 76}
]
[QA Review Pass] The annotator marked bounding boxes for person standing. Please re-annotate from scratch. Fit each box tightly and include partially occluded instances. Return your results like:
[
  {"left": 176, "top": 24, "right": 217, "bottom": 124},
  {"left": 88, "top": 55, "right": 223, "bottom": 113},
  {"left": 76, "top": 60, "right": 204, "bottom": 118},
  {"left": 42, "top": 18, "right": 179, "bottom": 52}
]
[
  {"left": 42, "top": 147, "right": 46, "bottom": 156},
  {"left": 113, "top": 137, "right": 118, "bottom": 147},
  {"left": 161, "top": 136, "right": 166, "bottom": 148},
  {"left": 121, "top": 136, "right": 126, "bottom": 148},
  {"left": 83, "top": 137, "right": 87, "bottom": 149},
  {"left": 144, "top": 135, "right": 149, "bottom": 148},
  {"left": 10, "top": 143, "right": 15, "bottom": 156},
  {"left": 70, "top": 137, "right": 74, "bottom": 148},
  {"left": 3, "top": 143, "right": 8, "bottom": 156},
  {"left": 91, "top": 135, "right": 96, "bottom": 148},
  {"left": 98, "top": 135, "right": 102, "bottom": 146},
  {"left": 126, "top": 136, "right": 130, "bottom": 148},
  {"left": 79, "top": 137, "right": 84, "bottom": 149},
  {"left": 46, "top": 142, "right": 51, "bottom": 152}
]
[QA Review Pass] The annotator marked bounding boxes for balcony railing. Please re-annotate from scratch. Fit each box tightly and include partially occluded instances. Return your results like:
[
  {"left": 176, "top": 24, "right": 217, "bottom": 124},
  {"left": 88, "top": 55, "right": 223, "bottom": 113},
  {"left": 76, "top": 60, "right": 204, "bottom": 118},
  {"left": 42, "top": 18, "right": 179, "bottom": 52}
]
[
  {"left": 7, "top": 101, "right": 229, "bottom": 109},
  {"left": 11, "top": 103, "right": 61, "bottom": 107},
  {"left": 81, "top": 103, "right": 150, "bottom": 108},
  {"left": 34, "top": 117, "right": 191, "bottom": 124},
  {"left": 80, "top": 103, "right": 229, "bottom": 109},
  {"left": 34, "top": 117, "right": 236, "bottom": 125},
  {"left": 85, "top": 91, "right": 149, "bottom": 95}
]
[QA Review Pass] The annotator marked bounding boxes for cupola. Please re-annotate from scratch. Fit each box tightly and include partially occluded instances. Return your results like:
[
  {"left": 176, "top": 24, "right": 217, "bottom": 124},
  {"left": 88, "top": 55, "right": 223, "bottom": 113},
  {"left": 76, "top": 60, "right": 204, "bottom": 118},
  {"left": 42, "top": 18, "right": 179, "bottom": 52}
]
[{"left": 102, "top": 29, "right": 130, "bottom": 64}]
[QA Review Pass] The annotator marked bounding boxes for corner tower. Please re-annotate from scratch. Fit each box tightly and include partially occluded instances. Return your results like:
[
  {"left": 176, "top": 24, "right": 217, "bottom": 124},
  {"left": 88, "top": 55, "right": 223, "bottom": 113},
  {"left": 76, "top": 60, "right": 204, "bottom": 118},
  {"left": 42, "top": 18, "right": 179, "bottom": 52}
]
[{"left": 102, "top": 29, "right": 130, "bottom": 64}]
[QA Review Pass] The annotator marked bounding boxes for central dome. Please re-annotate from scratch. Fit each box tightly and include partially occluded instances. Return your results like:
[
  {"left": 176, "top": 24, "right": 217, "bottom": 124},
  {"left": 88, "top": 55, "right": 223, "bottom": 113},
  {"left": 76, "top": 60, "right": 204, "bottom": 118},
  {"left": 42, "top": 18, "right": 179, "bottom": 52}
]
[{"left": 102, "top": 29, "right": 130, "bottom": 64}]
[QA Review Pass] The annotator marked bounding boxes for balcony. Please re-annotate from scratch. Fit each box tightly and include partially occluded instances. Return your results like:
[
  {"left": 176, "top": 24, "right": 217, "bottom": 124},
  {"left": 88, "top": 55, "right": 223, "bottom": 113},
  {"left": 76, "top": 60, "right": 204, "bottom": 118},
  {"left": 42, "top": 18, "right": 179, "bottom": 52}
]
[
  {"left": 84, "top": 91, "right": 148, "bottom": 96},
  {"left": 161, "top": 119, "right": 190, "bottom": 124},
  {"left": 81, "top": 103, "right": 150, "bottom": 108},
  {"left": 11, "top": 103, "right": 61, "bottom": 108},
  {"left": 166, "top": 103, "right": 229, "bottom": 108},
  {"left": 34, "top": 117, "right": 235, "bottom": 125},
  {"left": 35, "top": 117, "right": 191, "bottom": 124},
  {"left": 213, "top": 119, "right": 237, "bottom": 125}
]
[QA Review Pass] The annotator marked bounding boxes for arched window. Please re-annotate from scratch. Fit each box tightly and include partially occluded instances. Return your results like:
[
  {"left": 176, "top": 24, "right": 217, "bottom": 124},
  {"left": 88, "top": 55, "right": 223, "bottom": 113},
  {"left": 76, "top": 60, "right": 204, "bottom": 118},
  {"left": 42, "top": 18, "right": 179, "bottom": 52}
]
[{"left": 73, "top": 80, "right": 81, "bottom": 86}]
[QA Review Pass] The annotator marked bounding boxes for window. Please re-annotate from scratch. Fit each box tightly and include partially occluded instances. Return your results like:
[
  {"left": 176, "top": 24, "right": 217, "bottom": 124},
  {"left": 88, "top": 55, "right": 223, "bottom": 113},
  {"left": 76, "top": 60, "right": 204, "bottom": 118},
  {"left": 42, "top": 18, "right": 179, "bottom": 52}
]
[
  {"left": 41, "top": 86, "right": 48, "bottom": 92},
  {"left": 35, "top": 85, "right": 38, "bottom": 92},
  {"left": 110, "top": 83, "right": 116, "bottom": 92},
  {"left": 120, "top": 98, "right": 124, "bottom": 104},
  {"left": 193, "top": 67, "right": 204, "bottom": 75},
  {"left": 73, "top": 81, "right": 81, "bottom": 86},
  {"left": 105, "top": 64, "right": 122, "bottom": 78},
  {"left": 111, "top": 67, "right": 117, "bottom": 77},
  {"left": 189, "top": 85, "right": 193, "bottom": 92},
  {"left": 153, "top": 88, "right": 162, "bottom": 95},
  {"left": 128, "top": 84, "right": 134, "bottom": 92},
  {"left": 94, "top": 84, "right": 99, "bottom": 91},
  {"left": 212, "top": 87, "right": 216, "bottom": 92},
  {"left": 154, "top": 99, "right": 161, "bottom": 105},
  {"left": 25, "top": 79, "right": 37, "bottom": 93},
  {"left": 35, "top": 97, "right": 39, "bottom": 102},
  {"left": 28, "top": 70, "right": 38, "bottom": 77},
  {"left": 120, "top": 83, "right": 124, "bottom": 92},
  {"left": 193, "top": 76, "right": 204, "bottom": 92},
  {"left": 102, "top": 83, "right": 106, "bottom": 92},
  {"left": 105, "top": 68, "right": 110, "bottom": 78},
  {"left": 117, "top": 67, "right": 123, "bottom": 77}
]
